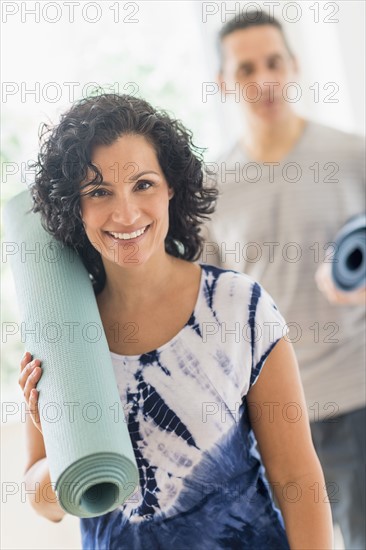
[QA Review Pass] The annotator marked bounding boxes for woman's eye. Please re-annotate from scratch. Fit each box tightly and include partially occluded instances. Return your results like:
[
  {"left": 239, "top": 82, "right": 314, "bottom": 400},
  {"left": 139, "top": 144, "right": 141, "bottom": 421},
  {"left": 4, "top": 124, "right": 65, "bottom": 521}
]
[
  {"left": 89, "top": 188, "right": 109, "bottom": 198},
  {"left": 136, "top": 180, "right": 154, "bottom": 191}
]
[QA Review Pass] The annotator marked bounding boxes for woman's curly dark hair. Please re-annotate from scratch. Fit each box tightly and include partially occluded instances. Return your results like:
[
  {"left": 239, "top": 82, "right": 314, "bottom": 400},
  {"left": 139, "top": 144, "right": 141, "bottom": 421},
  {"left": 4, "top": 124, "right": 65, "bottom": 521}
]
[{"left": 31, "top": 93, "right": 218, "bottom": 293}]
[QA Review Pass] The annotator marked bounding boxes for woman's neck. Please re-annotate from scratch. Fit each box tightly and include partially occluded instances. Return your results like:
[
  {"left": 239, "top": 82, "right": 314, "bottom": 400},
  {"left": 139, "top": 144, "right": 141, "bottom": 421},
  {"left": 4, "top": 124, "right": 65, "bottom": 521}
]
[{"left": 97, "top": 253, "right": 179, "bottom": 313}]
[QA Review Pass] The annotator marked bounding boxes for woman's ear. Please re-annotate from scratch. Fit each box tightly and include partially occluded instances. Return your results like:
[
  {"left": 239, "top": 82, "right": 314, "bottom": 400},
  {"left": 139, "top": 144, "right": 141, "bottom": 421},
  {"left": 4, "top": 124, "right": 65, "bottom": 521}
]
[{"left": 168, "top": 187, "right": 174, "bottom": 200}]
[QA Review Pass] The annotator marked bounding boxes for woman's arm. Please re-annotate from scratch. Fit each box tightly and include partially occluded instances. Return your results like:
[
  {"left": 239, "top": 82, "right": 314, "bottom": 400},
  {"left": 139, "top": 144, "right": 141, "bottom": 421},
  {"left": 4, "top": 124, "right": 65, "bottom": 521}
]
[
  {"left": 20, "top": 352, "right": 66, "bottom": 522},
  {"left": 247, "top": 337, "right": 333, "bottom": 550},
  {"left": 24, "top": 456, "right": 66, "bottom": 523}
]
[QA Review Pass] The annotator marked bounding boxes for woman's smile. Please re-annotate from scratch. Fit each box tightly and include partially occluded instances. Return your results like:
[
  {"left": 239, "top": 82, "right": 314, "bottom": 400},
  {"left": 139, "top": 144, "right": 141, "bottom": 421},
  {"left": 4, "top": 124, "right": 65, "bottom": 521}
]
[
  {"left": 104, "top": 223, "right": 151, "bottom": 244},
  {"left": 80, "top": 134, "right": 174, "bottom": 269},
  {"left": 106, "top": 224, "right": 150, "bottom": 239}
]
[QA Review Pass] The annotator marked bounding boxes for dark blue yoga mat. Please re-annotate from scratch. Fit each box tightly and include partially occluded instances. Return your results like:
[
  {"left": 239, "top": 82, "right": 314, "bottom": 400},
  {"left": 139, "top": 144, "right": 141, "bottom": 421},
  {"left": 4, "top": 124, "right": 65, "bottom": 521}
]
[{"left": 331, "top": 213, "right": 366, "bottom": 291}]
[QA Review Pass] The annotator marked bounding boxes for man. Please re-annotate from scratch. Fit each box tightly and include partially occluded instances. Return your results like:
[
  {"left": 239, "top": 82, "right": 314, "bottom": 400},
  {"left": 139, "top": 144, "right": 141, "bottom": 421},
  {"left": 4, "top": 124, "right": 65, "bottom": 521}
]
[{"left": 203, "top": 11, "right": 365, "bottom": 550}]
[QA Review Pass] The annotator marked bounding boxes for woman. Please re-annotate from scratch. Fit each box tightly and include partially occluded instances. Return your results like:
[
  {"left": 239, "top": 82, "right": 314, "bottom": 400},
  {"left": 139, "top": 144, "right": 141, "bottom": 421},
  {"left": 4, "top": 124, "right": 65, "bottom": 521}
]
[{"left": 19, "top": 93, "right": 332, "bottom": 549}]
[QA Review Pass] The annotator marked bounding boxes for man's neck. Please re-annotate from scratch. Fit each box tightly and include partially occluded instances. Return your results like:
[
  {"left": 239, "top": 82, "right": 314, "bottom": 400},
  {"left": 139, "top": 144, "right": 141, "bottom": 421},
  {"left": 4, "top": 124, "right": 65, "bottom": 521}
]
[{"left": 240, "top": 113, "right": 306, "bottom": 163}]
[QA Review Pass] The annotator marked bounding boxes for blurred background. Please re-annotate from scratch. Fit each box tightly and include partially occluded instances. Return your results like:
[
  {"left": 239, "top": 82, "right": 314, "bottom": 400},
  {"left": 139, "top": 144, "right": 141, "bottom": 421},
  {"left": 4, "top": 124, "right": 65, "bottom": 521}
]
[{"left": 1, "top": 1, "right": 364, "bottom": 548}]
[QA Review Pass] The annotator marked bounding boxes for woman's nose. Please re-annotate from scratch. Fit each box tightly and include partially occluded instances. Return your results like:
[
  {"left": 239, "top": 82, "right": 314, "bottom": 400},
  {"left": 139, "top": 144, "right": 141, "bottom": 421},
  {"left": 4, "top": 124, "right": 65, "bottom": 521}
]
[{"left": 110, "top": 196, "right": 140, "bottom": 227}]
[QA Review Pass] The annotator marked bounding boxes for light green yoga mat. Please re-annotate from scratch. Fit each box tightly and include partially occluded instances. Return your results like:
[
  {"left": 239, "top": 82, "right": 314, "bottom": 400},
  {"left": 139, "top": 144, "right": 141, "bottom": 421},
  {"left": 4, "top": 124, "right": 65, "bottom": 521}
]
[{"left": 4, "top": 190, "right": 139, "bottom": 518}]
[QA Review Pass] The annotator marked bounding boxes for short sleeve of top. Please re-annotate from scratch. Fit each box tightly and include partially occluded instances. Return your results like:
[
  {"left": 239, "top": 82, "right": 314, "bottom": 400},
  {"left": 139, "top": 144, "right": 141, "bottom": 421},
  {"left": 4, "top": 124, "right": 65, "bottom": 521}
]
[
  {"left": 246, "top": 279, "right": 290, "bottom": 391},
  {"left": 196, "top": 265, "right": 289, "bottom": 399}
]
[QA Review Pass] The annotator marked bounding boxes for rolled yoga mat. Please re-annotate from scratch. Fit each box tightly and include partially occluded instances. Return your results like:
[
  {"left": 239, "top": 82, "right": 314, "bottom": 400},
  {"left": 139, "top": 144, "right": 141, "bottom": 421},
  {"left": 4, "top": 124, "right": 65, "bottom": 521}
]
[
  {"left": 4, "top": 190, "right": 139, "bottom": 518},
  {"left": 331, "top": 213, "right": 366, "bottom": 292}
]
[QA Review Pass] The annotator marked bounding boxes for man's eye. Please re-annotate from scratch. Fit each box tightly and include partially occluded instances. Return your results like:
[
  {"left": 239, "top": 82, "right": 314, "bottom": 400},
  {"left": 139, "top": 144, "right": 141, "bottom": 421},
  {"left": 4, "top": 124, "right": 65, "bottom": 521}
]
[
  {"left": 268, "top": 58, "right": 282, "bottom": 70},
  {"left": 238, "top": 66, "right": 252, "bottom": 77}
]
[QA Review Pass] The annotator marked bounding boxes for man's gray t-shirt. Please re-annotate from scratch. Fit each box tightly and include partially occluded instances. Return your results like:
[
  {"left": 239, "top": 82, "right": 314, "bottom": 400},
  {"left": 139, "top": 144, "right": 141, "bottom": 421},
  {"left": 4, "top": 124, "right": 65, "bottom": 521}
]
[{"left": 203, "top": 120, "right": 365, "bottom": 420}]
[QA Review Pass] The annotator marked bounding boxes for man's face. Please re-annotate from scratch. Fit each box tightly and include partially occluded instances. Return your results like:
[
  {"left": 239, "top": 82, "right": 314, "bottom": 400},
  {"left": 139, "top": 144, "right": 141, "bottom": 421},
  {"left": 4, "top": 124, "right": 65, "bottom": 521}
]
[{"left": 219, "top": 25, "right": 298, "bottom": 122}]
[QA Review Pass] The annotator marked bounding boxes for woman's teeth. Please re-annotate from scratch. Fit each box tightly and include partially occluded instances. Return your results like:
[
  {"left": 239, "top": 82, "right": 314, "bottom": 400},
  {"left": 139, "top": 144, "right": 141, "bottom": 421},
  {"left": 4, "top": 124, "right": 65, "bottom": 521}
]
[{"left": 108, "top": 226, "right": 148, "bottom": 240}]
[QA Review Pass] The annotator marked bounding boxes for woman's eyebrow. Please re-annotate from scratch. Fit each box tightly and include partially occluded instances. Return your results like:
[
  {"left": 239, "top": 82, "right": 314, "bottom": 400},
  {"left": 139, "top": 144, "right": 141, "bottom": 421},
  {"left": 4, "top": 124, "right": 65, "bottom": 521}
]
[
  {"left": 99, "top": 170, "right": 160, "bottom": 184},
  {"left": 82, "top": 170, "right": 160, "bottom": 187},
  {"left": 129, "top": 170, "right": 160, "bottom": 181}
]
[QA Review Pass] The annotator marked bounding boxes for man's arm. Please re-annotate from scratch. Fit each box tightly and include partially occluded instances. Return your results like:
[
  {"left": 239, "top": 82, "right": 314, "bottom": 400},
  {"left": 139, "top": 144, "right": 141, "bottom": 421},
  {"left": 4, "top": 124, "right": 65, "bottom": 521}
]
[{"left": 315, "top": 261, "right": 366, "bottom": 305}]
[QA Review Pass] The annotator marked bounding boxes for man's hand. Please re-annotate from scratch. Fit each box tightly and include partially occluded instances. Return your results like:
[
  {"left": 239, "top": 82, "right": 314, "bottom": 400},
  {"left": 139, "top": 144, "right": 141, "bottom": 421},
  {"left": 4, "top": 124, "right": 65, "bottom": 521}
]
[{"left": 315, "top": 262, "right": 366, "bottom": 305}]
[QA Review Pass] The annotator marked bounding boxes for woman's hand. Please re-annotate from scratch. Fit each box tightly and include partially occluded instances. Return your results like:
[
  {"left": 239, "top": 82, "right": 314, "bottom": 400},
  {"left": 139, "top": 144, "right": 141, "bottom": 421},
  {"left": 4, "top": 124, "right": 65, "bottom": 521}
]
[
  {"left": 315, "top": 261, "right": 366, "bottom": 305},
  {"left": 18, "top": 351, "right": 43, "bottom": 434},
  {"left": 19, "top": 354, "right": 65, "bottom": 522}
]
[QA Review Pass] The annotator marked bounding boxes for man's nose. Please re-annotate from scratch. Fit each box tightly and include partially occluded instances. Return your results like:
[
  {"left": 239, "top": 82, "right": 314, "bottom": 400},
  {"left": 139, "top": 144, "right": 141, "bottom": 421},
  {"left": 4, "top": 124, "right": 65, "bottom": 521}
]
[{"left": 255, "top": 71, "right": 280, "bottom": 95}]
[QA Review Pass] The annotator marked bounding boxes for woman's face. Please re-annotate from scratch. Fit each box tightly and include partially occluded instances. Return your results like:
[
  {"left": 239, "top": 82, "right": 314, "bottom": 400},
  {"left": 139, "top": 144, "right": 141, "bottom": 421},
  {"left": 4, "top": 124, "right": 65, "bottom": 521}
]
[{"left": 80, "top": 133, "right": 174, "bottom": 269}]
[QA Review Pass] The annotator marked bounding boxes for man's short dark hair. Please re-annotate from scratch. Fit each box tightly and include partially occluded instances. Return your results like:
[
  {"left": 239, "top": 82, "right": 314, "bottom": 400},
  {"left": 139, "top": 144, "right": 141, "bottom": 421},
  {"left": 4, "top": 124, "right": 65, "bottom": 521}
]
[{"left": 218, "top": 10, "right": 294, "bottom": 71}]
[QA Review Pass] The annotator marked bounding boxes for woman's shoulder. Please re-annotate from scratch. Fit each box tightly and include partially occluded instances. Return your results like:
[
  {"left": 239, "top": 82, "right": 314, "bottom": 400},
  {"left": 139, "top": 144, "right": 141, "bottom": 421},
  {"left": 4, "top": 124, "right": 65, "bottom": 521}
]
[
  {"left": 199, "top": 263, "right": 283, "bottom": 320},
  {"left": 200, "top": 263, "right": 261, "bottom": 294}
]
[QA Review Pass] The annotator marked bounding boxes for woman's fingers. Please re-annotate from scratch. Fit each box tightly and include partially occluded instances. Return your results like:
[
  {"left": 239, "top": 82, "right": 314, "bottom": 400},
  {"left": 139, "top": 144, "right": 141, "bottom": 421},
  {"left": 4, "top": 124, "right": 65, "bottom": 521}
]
[
  {"left": 28, "top": 387, "right": 41, "bottom": 428},
  {"left": 20, "top": 351, "right": 31, "bottom": 369},
  {"left": 18, "top": 351, "right": 43, "bottom": 433},
  {"left": 23, "top": 365, "right": 42, "bottom": 402},
  {"left": 19, "top": 358, "right": 40, "bottom": 393},
  {"left": 19, "top": 351, "right": 34, "bottom": 384}
]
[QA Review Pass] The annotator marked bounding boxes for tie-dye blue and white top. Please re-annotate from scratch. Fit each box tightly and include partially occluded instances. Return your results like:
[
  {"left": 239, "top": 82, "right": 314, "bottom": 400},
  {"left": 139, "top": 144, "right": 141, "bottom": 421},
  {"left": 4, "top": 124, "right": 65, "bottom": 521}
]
[{"left": 80, "top": 264, "right": 291, "bottom": 549}]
